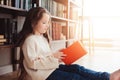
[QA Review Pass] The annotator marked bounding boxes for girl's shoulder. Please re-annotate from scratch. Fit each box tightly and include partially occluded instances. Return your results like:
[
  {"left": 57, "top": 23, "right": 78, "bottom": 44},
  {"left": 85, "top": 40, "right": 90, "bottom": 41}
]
[
  {"left": 25, "top": 34, "right": 44, "bottom": 42},
  {"left": 24, "top": 34, "right": 39, "bottom": 43},
  {"left": 26, "top": 34, "right": 36, "bottom": 41}
]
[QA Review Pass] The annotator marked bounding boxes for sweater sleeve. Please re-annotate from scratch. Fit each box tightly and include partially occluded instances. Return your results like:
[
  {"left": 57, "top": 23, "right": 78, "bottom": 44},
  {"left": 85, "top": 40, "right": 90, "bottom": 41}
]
[{"left": 22, "top": 38, "right": 59, "bottom": 70}]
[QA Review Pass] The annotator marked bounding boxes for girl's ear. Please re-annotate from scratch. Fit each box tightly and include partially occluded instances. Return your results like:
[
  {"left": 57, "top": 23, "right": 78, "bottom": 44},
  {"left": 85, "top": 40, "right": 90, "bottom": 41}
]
[{"left": 31, "top": 20, "right": 37, "bottom": 28}]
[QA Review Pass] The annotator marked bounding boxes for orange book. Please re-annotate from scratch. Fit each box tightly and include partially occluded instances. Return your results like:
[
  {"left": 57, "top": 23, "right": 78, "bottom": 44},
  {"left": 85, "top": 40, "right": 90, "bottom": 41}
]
[{"left": 61, "top": 41, "right": 87, "bottom": 65}]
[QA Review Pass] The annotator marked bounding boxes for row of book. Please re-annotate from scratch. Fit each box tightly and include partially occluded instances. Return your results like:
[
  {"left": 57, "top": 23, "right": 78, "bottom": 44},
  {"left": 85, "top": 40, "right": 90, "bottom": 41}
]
[
  {"left": 41, "top": 0, "right": 67, "bottom": 18},
  {"left": 0, "top": 0, "right": 79, "bottom": 20},
  {"left": 0, "top": 18, "right": 17, "bottom": 45},
  {"left": 69, "top": 23, "right": 76, "bottom": 39},
  {"left": 0, "top": 0, "right": 32, "bottom": 10},
  {"left": 51, "top": 21, "right": 66, "bottom": 40},
  {"left": 0, "top": 0, "right": 12, "bottom": 6},
  {"left": 40, "top": 0, "right": 79, "bottom": 20},
  {"left": 51, "top": 21, "right": 76, "bottom": 40},
  {"left": 69, "top": 7, "right": 79, "bottom": 20},
  {"left": 0, "top": 35, "right": 7, "bottom": 45}
]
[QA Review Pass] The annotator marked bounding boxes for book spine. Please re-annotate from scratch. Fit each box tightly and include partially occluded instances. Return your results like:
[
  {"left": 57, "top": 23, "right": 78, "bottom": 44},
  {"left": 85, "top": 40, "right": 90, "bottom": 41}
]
[
  {"left": 52, "top": 21, "right": 56, "bottom": 40},
  {"left": 0, "top": 35, "right": 4, "bottom": 39},
  {"left": 0, "top": 39, "right": 7, "bottom": 43},
  {"left": 0, "top": 0, "right": 4, "bottom": 5}
]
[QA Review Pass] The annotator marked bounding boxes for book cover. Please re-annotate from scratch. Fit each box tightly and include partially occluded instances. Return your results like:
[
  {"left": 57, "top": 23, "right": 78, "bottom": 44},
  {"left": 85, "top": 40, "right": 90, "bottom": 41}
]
[{"left": 61, "top": 41, "right": 87, "bottom": 65}]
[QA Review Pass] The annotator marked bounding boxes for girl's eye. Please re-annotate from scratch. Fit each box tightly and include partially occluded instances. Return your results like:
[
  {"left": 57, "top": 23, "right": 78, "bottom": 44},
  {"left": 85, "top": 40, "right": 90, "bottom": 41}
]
[{"left": 43, "top": 22, "right": 49, "bottom": 24}]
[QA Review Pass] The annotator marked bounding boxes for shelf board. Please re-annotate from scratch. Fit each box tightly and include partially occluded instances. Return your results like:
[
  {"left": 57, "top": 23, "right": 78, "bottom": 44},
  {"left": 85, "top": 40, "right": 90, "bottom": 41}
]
[
  {"left": 51, "top": 17, "right": 79, "bottom": 23},
  {"left": 51, "top": 16, "right": 68, "bottom": 22},
  {"left": 0, "top": 4, "right": 27, "bottom": 16},
  {"left": 0, "top": 44, "right": 15, "bottom": 48},
  {"left": 66, "top": 39, "right": 76, "bottom": 41},
  {"left": 68, "top": 19, "right": 79, "bottom": 23}
]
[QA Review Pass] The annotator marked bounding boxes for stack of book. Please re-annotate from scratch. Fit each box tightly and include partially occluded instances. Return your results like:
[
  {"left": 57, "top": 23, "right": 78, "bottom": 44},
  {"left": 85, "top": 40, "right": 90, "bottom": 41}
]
[{"left": 0, "top": 35, "right": 7, "bottom": 45}]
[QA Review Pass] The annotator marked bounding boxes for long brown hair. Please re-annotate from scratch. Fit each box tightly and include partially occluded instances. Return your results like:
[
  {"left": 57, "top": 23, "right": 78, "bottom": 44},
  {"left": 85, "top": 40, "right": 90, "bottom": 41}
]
[{"left": 16, "top": 7, "right": 51, "bottom": 80}]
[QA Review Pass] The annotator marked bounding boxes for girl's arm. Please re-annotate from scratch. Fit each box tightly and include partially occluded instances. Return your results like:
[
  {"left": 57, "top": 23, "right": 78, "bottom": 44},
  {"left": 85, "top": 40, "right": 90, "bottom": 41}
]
[{"left": 22, "top": 39, "right": 60, "bottom": 70}]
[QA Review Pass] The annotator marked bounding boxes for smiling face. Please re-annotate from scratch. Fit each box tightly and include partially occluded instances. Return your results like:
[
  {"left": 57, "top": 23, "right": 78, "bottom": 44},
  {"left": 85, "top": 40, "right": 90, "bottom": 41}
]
[{"left": 33, "top": 13, "right": 50, "bottom": 35}]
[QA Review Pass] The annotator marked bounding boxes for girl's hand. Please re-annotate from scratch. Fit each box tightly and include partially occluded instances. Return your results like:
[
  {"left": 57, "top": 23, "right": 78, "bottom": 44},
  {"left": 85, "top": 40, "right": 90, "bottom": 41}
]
[{"left": 53, "top": 51, "right": 66, "bottom": 60}]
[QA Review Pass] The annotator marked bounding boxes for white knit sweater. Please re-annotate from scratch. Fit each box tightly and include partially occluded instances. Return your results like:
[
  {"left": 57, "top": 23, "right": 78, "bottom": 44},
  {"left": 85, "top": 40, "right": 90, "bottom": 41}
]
[{"left": 22, "top": 34, "right": 59, "bottom": 80}]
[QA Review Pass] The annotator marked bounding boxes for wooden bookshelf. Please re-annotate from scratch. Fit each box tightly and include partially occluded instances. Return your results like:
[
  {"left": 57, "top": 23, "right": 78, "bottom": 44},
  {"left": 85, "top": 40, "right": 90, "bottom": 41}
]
[
  {"left": 0, "top": 0, "right": 33, "bottom": 75},
  {"left": 0, "top": 0, "right": 83, "bottom": 74},
  {"left": 0, "top": 0, "right": 33, "bottom": 47}
]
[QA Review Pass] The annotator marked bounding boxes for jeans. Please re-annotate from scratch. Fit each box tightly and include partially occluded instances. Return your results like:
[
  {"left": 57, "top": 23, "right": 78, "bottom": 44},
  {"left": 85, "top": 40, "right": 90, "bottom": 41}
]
[{"left": 46, "top": 64, "right": 110, "bottom": 80}]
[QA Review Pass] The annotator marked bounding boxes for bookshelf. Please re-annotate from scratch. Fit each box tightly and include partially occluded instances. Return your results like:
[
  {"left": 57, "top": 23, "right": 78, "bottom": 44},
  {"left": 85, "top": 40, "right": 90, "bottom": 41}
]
[
  {"left": 0, "top": 0, "right": 33, "bottom": 75},
  {"left": 0, "top": 0, "right": 82, "bottom": 49},
  {"left": 0, "top": 0, "right": 82, "bottom": 75},
  {"left": 0, "top": 0, "right": 32, "bottom": 47},
  {"left": 35, "top": 0, "right": 82, "bottom": 51}
]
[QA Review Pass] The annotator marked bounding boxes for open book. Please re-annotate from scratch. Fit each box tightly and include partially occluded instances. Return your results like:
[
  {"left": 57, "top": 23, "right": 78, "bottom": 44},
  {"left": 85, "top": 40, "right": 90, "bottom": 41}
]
[{"left": 61, "top": 41, "right": 87, "bottom": 65}]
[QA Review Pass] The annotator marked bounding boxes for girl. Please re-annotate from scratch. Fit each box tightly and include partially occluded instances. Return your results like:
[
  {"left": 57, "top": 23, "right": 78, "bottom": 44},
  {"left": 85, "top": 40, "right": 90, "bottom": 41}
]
[{"left": 17, "top": 7, "right": 111, "bottom": 80}]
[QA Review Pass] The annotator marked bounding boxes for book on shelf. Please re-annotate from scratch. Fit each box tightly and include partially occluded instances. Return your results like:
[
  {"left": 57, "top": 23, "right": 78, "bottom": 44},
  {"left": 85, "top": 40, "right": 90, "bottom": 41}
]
[
  {"left": 0, "top": 38, "right": 7, "bottom": 43},
  {"left": 41, "top": 0, "right": 67, "bottom": 18},
  {"left": 55, "top": 22, "right": 62, "bottom": 40},
  {"left": 70, "top": 7, "right": 79, "bottom": 20},
  {"left": 6, "top": 0, "right": 12, "bottom": 6},
  {"left": 60, "top": 41, "right": 87, "bottom": 65},
  {"left": 52, "top": 21, "right": 61, "bottom": 40},
  {"left": 52, "top": 21, "right": 56, "bottom": 40},
  {"left": 0, "top": 0, "right": 4, "bottom": 5},
  {"left": 0, "top": 35, "right": 4, "bottom": 39},
  {"left": 0, "top": 35, "right": 6, "bottom": 45},
  {"left": 51, "top": 21, "right": 67, "bottom": 40},
  {"left": 22, "top": 0, "right": 32, "bottom": 10},
  {"left": 61, "top": 26, "right": 67, "bottom": 39},
  {"left": 0, "top": 0, "right": 11, "bottom": 6},
  {"left": 69, "top": 24, "right": 76, "bottom": 39}
]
